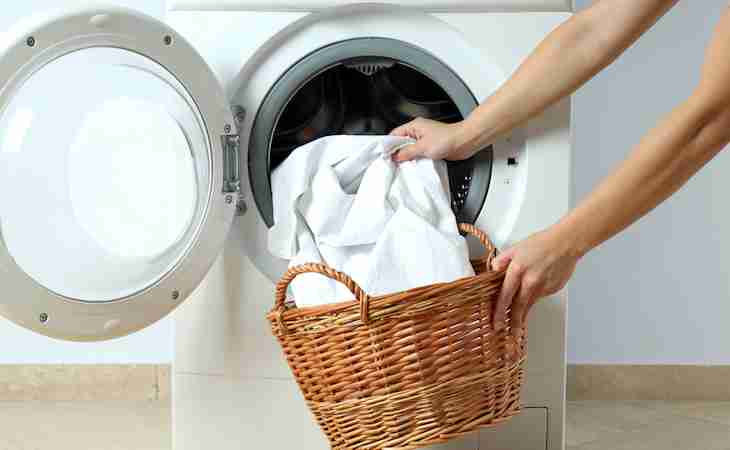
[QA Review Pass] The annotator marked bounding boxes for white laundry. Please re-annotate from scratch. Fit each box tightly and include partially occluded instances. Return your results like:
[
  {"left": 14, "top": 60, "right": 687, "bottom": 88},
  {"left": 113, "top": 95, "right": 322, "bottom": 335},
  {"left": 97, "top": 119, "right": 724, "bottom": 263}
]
[{"left": 268, "top": 135, "right": 474, "bottom": 307}]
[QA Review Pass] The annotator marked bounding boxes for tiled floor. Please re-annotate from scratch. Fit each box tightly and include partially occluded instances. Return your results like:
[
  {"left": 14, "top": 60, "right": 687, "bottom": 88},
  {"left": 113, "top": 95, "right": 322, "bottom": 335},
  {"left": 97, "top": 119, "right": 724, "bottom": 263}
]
[
  {"left": 0, "top": 401, "right": 171, "bottom": 450},
  {"left": 0, "top": 400, "right": 729, "bottom": 449},
  {"left": 567, "top": 401, "right": 730, "bottom": 450}
]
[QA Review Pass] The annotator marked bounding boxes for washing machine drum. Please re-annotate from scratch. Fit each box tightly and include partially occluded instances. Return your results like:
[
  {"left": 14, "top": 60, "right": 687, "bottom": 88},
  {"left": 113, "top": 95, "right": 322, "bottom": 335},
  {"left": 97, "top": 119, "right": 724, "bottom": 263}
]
[
  {"left": 250, "top": 41, "right": 494, "bottom": 233},
  {"left": 0, "top": 8, "right": 240, "bottom": 341},
  {"left": 269, "top": 64, "right": 463, "bottom": 162}
]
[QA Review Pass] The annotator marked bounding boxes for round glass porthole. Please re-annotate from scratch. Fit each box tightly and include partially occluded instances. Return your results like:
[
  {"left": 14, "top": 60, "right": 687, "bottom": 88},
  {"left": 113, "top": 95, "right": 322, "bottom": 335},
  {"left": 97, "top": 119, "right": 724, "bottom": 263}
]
[{"left": 0, "top": 47, "right": 211, "bottom": 303}]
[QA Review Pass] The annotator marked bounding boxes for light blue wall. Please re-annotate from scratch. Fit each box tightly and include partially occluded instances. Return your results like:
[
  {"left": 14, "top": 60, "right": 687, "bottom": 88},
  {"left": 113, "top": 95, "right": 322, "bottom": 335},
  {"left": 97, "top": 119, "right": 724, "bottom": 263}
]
[
  {"left": 569, "top": 0, "right": 730, "bottom": 364},
  {"left": 0, "top": 0, "right": 171, "bottom": 364}
]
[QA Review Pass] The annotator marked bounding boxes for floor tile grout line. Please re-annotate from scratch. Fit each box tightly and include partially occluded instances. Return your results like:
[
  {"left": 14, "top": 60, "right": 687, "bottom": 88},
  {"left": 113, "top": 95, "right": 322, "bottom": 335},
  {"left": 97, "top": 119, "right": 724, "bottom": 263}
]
[{"left": 155, "top": 365, "right": 160, "bottom": 401}]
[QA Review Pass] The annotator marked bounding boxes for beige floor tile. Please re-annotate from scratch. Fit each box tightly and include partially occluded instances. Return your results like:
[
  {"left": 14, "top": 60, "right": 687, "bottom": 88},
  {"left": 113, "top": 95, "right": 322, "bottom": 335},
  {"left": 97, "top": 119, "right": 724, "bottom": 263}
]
[
  {"left": 0, "top": 401, "right": 170, "bottom": 450},
  {"left": 566, "top": 402, "right": 621, "bottom": 447},
  {"left": 566, "top": 401, "right": 677, "bottom": 448},
  {"left": 569, "top": 400, "right": 682, "bottom": 430},
  {"left": 571, "top": 408, "right": 730, "bottom": 450},
  {"left": 1, "top": 400, "right": 729, "bottom": 450},
  {"left": 642, "top": 401, "right": 730, "bottom": 427}
]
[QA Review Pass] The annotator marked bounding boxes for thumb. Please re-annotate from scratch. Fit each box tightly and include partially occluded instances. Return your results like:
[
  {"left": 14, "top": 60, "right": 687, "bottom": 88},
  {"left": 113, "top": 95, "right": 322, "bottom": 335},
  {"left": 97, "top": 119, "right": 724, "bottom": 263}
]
[
  {"left": 491, "top": 247, "right": 514, "bottom": 271},
  {"left": 390, "top": 120, "right": 418, "bottom": 138},
  {"left": 392, "top": 142, "right": 425, "bottom": 162}
]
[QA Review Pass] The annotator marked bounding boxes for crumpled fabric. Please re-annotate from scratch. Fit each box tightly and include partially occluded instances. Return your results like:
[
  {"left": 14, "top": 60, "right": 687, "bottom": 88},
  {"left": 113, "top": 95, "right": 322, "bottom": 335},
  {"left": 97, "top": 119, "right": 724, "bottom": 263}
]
[{"left": 269, "top": 135, "right": 474, "bottom": 307}]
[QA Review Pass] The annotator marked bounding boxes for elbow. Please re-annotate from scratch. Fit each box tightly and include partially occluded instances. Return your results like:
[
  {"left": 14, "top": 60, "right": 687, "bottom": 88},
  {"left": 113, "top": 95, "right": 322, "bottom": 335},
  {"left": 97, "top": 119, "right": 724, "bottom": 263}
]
[
  {"left": 577, "top": 0, "right": 679, "bottom": 69},
  {"left": 685, "top": 90, "right": 730, "bottom": 155}
]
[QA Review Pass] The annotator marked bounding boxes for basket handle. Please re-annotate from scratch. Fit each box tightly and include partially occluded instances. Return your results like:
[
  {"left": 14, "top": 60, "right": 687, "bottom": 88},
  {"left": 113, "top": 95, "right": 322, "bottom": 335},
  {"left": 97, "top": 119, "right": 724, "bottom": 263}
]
[
  {"left": 273, "top": 225, "right": 494, "bottom": 332},
  {"left": 458, "top": 223, "right": 497, "bottom": 270},
  {"left": 274, "top": 263, "right": 372, "bottom": 331}
]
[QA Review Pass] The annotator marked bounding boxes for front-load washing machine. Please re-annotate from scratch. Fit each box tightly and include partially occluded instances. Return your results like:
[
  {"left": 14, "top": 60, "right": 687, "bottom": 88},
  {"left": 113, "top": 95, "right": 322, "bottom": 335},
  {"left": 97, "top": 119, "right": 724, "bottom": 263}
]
[{"left": 0, "top": 1, "right": 572, "bottom": 449}]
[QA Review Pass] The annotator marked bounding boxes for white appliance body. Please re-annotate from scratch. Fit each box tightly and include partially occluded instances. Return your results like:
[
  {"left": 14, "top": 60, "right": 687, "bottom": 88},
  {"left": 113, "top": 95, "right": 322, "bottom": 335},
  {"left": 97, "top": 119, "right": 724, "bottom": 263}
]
[{"left": 166, "top": 2, "right": 571, "bottom": 450}]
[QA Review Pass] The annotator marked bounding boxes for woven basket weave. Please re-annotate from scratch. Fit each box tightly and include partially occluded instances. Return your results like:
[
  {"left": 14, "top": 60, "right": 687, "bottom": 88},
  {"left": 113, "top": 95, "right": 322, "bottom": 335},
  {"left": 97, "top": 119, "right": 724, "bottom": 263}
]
[{"left": 267, "top": 224, "right": 525, "bottom": 450}]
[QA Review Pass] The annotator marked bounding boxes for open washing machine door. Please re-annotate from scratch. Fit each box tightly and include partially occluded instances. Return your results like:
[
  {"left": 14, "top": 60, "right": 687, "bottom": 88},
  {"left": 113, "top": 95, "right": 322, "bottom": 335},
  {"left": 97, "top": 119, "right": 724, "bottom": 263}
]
[{"left": 0, "top": 7, "right": 241, "bottom": 341}]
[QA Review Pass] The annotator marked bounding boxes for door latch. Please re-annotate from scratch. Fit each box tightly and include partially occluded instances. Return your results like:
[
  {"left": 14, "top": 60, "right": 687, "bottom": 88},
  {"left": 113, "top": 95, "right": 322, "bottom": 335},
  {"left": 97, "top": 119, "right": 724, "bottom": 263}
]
[{"left": 222, "top": 134, "right": 240, "bottom": 194}]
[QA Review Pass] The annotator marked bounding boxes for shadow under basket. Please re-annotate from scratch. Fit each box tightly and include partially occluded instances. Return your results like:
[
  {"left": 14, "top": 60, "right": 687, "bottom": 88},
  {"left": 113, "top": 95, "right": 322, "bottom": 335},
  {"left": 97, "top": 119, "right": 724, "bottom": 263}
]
[{"left": 267, "top": 224, "right": 526, "bottom": 450}]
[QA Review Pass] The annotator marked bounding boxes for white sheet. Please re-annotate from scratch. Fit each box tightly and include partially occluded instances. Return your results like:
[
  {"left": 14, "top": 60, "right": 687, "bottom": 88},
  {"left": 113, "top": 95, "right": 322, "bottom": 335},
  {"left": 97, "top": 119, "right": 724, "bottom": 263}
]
[{"left": 269, "top": 135, "right": 474, "bottom": 307}]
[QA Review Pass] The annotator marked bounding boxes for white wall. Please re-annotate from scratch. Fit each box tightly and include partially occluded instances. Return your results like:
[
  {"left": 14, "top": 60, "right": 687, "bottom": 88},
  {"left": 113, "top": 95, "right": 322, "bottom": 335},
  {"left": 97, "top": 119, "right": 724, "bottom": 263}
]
[
  {"left": 0, "top": 0, "right": 171, "bottom": 364},
  {"left": 569, "top": 0, "right": 730, "bottom": 364}
]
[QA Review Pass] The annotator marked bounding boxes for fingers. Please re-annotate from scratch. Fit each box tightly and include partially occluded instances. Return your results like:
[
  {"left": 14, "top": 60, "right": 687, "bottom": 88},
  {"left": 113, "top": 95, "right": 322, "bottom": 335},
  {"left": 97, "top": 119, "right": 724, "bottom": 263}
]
[
  {"left": 510, "top": 287, "right": 530, "bottom": 341},
  {"left": 392, "top": 141, "right": 425, "bottom": 162},
  {"left": 390, "top": 119, "right": 419, "bottom": 139},
  {"left": 492, "top": 247, "right": 515, "bottom": 272},
  {"left": 524, "top": 297, "right": 538, "bottom": 325},
  {"left": 508, "top": 295, "right": 539, "bottom": 362},
  {"left": 510, "top": 277, "right": 538, "bottom": 352},
  {"left": 493, "top": 261, "right": 522, "bottom": 332},
  {"left": 390, "top": 118, "right": 423, "bottom": 139},
  {"left": 512, "top": 274, "right": 541, "bottom": 331},
  {"left": 391, "top": 119, "right": 426, "bottom": 162}
]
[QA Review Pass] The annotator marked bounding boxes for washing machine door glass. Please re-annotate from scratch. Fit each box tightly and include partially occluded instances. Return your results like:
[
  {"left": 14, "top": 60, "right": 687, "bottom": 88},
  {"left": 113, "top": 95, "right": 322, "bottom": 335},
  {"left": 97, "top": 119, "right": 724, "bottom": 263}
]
[{"left": 0, "top": 8, "right": 238, "bottom": 341}]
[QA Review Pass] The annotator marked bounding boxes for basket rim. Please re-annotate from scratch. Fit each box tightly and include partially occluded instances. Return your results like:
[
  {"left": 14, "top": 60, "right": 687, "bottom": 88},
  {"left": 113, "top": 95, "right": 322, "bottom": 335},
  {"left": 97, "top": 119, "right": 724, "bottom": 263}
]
[{"left": 267, "top": 260, "right": 504, "bottom": 323}]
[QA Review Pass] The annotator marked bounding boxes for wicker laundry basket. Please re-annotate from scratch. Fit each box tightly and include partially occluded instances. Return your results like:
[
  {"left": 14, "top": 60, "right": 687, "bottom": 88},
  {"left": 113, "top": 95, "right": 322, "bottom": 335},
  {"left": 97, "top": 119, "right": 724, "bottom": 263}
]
[{"left": 267, "top": 224, "right": 525, "bottom": 450}]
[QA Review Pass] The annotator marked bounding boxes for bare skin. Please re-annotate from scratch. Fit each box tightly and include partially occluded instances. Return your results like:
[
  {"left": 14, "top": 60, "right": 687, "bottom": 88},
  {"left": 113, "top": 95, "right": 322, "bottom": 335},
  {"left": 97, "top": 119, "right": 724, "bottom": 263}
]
[{"left": 391, "top": 0, "right": 730, "bottom": 349}]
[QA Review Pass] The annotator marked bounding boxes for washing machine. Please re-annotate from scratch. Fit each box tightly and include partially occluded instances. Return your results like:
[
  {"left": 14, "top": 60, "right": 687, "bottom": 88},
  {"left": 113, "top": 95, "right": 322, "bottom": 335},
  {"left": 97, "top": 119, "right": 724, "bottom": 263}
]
[{"left": 0, "top": 1, "right": 571, "bottom": 449}]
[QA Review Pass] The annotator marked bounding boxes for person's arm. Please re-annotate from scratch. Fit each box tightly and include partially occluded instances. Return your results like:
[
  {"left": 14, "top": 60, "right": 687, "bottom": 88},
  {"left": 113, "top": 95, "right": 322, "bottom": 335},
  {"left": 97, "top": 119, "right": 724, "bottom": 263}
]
[
  {"left": 491, "top": 4, "right": 730, "bottom": 346},
  {"left": 391, "top": 0, "right": 730, "bottom": 354},
  {"left": 391, "top": 0, "right": 678, "bottom": 161}
]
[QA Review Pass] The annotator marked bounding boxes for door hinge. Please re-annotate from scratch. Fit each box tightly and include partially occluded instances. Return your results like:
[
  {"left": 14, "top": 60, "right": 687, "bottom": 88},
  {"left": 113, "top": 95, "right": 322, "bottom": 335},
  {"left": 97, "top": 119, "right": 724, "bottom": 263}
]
[{"left": 222, "top": 134, "right": 240, "bottom": 194}]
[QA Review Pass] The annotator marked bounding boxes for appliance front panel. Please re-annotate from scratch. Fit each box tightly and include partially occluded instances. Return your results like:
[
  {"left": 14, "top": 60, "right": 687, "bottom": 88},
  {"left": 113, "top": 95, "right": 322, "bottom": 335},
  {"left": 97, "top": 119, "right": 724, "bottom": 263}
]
[
  {"left": 169, "top": 7, "right": 569, "bottom": 450},
  {"left": 220, "top": 5, "right": 526, "bottom": 283}
]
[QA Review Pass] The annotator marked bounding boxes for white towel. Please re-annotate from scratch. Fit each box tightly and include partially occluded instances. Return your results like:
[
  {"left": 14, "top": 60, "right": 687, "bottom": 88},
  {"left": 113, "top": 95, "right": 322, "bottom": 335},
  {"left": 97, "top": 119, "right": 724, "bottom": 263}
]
[{"left": 269, "top": 135, "right": 474, "bottom": 307}]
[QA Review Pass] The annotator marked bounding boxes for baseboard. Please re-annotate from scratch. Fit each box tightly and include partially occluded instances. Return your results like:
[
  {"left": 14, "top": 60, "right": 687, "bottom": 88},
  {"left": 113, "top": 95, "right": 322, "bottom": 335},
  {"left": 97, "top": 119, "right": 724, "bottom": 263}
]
[
  {"left": 568, "top": 364, "right": 730, "bottom": 401},
  {"left": 0, "top": 365, "right": 170, "bottom": 401},
  {"left": 2, "top": 364, "right": 728, "bottom": 402}
]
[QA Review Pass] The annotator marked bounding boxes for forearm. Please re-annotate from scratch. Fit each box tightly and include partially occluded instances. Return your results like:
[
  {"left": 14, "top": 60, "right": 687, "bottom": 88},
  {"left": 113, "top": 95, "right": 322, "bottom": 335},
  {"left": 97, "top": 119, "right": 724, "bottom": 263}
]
[
  {"left": 553, "top": 5, "right": 730, "bottom": 257},
  {"left": 557, "top": 93, "right": 730, "bottom": 256},
  {"left": 455, "top": 0, "right": 677, "bottom": 153}
]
